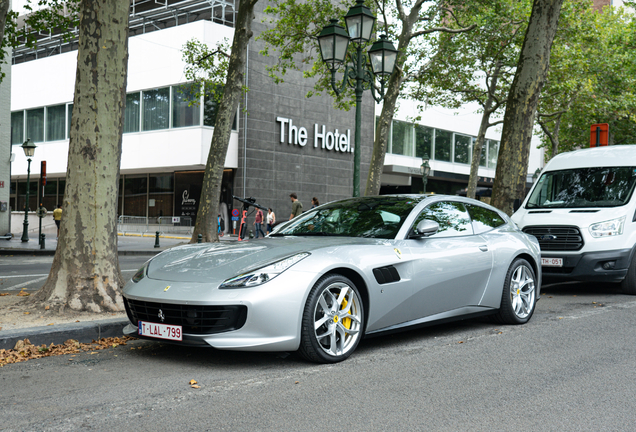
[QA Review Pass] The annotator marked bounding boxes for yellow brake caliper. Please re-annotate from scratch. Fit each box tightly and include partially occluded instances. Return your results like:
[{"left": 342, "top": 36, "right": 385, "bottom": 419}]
[{"left": 340, "top": 297, "right": 352, "bottom": 330}]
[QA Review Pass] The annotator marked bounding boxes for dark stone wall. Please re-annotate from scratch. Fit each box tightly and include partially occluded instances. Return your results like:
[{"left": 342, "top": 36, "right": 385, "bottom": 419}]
[{"left": 233, "top": 2, "right": 376, "bottom": 223}]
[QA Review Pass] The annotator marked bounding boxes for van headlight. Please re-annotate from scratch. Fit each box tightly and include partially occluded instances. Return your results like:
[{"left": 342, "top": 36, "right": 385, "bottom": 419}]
[
  {"left": 589, "top": 216, "right": 625, "bottom": 238},
  {"left": 219, "top": 253, "right": 310, "bottom": 288}
]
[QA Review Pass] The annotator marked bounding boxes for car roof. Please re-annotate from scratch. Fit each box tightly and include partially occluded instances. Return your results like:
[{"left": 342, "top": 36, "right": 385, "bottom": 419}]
[{"left": 545, "top": 144, "right": 636, "bottom": 171}]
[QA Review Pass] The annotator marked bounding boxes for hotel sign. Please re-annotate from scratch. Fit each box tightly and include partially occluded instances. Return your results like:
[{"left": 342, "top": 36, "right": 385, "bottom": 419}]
[{"left": 276, "top": 116, "right": 352, "bottom": 153}]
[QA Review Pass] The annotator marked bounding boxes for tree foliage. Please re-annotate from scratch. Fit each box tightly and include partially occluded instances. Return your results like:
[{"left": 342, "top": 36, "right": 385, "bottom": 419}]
[
  {"left": 411, "top": 0, "right": 531, "bottom": 198},
  {"left": 538, "top": 2, "right": 636, "bottom": 158}
]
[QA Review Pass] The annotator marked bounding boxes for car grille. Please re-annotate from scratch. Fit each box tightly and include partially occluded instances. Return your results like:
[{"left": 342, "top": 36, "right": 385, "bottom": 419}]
[
  {"left": 124, "top": 298, "right": 247, "bottom": 335},
  {"left": 522, "top": 226, "right": 584, "bottom": 251}
]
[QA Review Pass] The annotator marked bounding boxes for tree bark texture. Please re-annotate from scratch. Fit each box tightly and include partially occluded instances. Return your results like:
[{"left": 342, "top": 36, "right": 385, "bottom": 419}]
[
  {"left": 490, "top": 0, "right": 564, "bottom": 215},
  {"left": 33, "top": 0, "right": 129, "bottom": 312},
  {"left": 0, "top": 0, "right": 9, "bottom": 44},
  {"left": 190, "top": 0, "right": 258, "bottom": 243},
  {"left": 466, "top": 97, "right": 494, "bottom": 199}
]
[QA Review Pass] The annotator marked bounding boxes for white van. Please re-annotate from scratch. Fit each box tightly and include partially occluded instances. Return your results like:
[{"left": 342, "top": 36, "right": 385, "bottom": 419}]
[{"left": 511, "top": 145, "right": 636, "bottom": 294}]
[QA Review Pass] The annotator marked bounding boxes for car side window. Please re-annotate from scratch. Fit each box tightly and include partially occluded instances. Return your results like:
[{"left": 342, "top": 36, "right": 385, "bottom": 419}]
[
  {"left": 413, "top": 201, "right": 474, "bottom": 238},
  {"left": 466, "top": 204, "right": 505, "bottom": 234}
]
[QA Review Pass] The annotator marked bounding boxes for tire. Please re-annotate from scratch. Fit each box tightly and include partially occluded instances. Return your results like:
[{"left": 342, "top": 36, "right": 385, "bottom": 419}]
[
  {"left": 494, "top": 258, "right": 537, "bottom": 325},
  {"left": 620, "top": 252, "right": 636, "bottom": 295},
  {"left": 298, "top": 274, "right": 364, "bottom": 363}
]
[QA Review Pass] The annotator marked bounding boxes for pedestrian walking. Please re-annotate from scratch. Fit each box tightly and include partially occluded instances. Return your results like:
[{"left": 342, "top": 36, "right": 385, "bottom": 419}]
[
  {"left": 266, "top": 208, "right": 276, "bottom": 234},
  {"left": 53, "top": 204, "right": 62, "bottom": 239},
  {"left": 311, "top": 197, "right": 320, "bottom": 208},
  {"left": 289, "top": 193, "right": 303, "bottom": 220},
  {"left": 254, "top": 208, "right": 265, "bottom": 238}
]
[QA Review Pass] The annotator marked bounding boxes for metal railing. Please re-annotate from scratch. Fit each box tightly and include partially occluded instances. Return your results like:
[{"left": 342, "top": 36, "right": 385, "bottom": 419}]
[{"left": 117, "top": 215, "right": 193, "bottom": 236}]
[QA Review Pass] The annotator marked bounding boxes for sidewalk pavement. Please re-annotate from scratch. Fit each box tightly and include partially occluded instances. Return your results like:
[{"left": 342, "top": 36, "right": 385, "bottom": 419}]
[{"left": 0, "top": 232, "right": 238, "bottom": 350}]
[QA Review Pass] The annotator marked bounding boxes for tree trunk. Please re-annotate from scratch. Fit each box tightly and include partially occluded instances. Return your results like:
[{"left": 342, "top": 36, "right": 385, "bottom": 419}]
[
  {"left": 32, "top": 0, "right": 129, "bottom": 312},
  {"left": 0, "top": 0, "right": 9, "bottom": 43},
  {"left": 466, "top": 106, "right": 492, "bottom": 199},
  {"left": 490, "top": 0, "right": 564, "bottom": 215},
  {"left": 190, "top": 0, "right": 258, "bottom": 243}
]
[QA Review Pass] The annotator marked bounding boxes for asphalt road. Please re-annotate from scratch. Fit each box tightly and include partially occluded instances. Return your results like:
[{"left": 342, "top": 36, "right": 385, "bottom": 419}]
[
  {"left": 1, "top": 279, "right": 636, "bottom": 431},
  {"left": 0, "top": 256, "right": 153, "bottom": 293}
]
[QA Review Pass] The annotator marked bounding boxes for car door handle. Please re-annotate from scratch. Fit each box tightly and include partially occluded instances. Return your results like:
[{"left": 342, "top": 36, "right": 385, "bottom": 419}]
[{"left": 479, "top": 245, "right": 488, "bottom": 252}]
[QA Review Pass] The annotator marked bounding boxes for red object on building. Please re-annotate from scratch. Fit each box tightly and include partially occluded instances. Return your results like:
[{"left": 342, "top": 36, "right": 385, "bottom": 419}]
[
  {"left": 40, "top": 161, "right": 47, "bottom": 186},
  {"left": 590, "top": 123, "right": 609, "bottom": 147}
]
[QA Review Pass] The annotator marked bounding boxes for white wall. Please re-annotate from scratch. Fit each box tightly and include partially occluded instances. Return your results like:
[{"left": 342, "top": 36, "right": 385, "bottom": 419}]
[{"left": 11, "top": 20, "right": 237, "bottom": 179}]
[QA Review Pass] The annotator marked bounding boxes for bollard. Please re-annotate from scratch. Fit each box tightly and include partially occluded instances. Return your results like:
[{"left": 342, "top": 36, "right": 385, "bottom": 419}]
[
  {"left": 40, "top": 233, "right": 45, "bottom": 249},
  {"left": 197, "top": 234, "right": 202, "bottom": 243},
  {"left": 154, "top": 231, "right": 160, "bottom": 248}
]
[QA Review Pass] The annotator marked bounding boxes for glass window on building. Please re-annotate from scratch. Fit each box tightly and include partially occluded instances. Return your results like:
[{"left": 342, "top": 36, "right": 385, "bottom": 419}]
[
  {"left": 487, "top": 140, "right": 499, "bottom": 168},
  {"left": 26, "top": 108, "right": 45, "bottom": 142},
  {"left": 118, "top": 177, "right": 123, "bottom": 217},
  {"left": 42, "top": 179, "right": 58, "bottom": 210},
  {"left": 391, "top": 120, "right": 414, "bottom": 156},
  {"left": 204, "top": 87, "right": 237, "bottom": 130},
  {"left": 17, "top": 180, "right": 38, "bottom": 212},
  {"left": 46, "top": 104, "right": 66, "bottom": 141},
  {"left": 67, "top": 104, "right": 73, "bottom": 138},
  {"left": 434, "top": 129, "right": 452, "bottom": 162},
  {"left": 123, "top": 175, "right": 148, "bottom": 217},
  {"left": 415, "top": 124, "right": 432, "bottom": 159},
  {"left": 148, "top": 174, "right": 174, "bottom": 219},
  {"left": 172, "top": 83, "right": 201, "bottom": 128},
  {"left": 142, "top": 87, "right": 170, "bottom": 131},
  {"left": 454, "top": 134, "right": 471, "bottom": 164},
  {"left": 124, "top": 92, "right": 140, "bottom": 133},
  {"left": 11, "top": 111, "right": 24, "bottom": 145},
  {"left": 479, "top": 138, "right": 487, "bottom": 167}
]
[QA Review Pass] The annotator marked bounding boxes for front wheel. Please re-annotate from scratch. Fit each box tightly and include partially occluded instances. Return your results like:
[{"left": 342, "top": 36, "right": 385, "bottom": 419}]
[
  {"left": 494, "top": 258, "right": 537, "bottom": 324},
  {"left": 298, "top": 274, "right": 364, "bottom": 363}
]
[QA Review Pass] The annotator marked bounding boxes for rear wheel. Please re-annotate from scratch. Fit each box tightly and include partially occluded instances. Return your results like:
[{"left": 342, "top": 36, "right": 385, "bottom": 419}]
[
  {"left": 620, "top": 252, "right": 636, "bottom": 295},
  {"left": 298, "top": 274, "right": 364, "bottom": 363},
  {"left": 494, "top": 258, "right": 537, "bottom": 324}
]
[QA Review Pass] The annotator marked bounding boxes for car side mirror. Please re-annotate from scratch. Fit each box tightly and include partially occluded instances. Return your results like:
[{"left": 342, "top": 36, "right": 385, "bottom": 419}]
[
  {"left": 412, "top": 219, "right": 439, "bottom": 239},
  {"left": 513, "top": 198, "right": 521, "bottom": 212}
]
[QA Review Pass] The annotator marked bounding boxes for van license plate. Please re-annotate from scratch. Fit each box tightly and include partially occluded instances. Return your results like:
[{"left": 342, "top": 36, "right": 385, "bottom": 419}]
[
  {"left": 138, "top": 321, "right": 182, "bottom": 341},
  {"left": 542, "top": 257, "right": 563, "bottom": 267}
]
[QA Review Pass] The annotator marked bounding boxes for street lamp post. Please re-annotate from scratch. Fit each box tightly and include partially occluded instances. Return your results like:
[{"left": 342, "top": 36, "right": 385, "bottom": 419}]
[
  {"left": 21, "top": 139, "right": 36, "bottom": 243},
  {"left": 318, "top": 0, "right": 397, "bottom": 197},
  {"left": 420, "top": 157, "right": 431, "bottom": 194}
]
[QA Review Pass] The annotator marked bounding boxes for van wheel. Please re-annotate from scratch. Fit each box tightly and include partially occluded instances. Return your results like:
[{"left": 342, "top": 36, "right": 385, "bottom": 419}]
[{"left": 620, "top": 253, "right": 636, "bottom": 295}]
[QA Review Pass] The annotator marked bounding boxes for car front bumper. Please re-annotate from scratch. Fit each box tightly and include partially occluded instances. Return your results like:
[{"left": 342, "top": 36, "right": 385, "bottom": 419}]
[{"left": 541, "top": 248, "right": 632, "bottom": 283}]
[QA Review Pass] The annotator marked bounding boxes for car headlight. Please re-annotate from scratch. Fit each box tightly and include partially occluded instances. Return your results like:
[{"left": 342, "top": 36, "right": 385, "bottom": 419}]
[
  {"left": 219, "top": 253, "right": 310, "bottom": 289},
  {"left": 131, "top": 261, "right": 150, "bottom": 283},
  {"left": 589, "top": 216, "right": 625, "bottom": 238}
]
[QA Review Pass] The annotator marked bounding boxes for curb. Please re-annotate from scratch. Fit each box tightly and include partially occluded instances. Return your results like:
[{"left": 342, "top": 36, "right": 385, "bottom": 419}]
[
  {"left": 0, "top": 318, "right": 130, "bottom": 350},
  {"left": 0, "top": 249, "right": 164, "bottom": 256}
]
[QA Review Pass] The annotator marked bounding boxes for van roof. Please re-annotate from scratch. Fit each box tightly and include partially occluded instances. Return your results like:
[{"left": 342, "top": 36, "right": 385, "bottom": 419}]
[{"left": 545, "top": 145, "right": 636, "bottom": 171}]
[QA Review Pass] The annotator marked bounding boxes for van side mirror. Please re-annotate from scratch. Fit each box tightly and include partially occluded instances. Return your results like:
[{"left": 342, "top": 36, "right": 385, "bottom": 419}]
[
  {"left": 513, "top": 198, "right": 521, "bottom": 212},
  {"left": 412, "top": 219, "right": 439, "bottom": 239}
]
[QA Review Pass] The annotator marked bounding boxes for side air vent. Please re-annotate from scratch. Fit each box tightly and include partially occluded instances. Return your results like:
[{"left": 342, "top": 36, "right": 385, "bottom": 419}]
[
  {"left": 529, "top": 210, "right": 552, "bottom": 214},
  {"left": 569, "top": 210, "right": 599, "bottom": 213},
  {"left": 373, "top": 266, "right": 401, "bottom": 285}
]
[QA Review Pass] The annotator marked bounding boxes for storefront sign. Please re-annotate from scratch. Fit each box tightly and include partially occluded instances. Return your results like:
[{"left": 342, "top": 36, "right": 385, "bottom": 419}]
[{"left": 276, "top": 116, "right": 352, "bottom": 153}]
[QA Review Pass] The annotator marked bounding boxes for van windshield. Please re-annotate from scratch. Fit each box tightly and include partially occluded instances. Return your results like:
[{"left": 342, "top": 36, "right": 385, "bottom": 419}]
[{"left": 526, "top": 167, "right": 636, "bottom": 208}]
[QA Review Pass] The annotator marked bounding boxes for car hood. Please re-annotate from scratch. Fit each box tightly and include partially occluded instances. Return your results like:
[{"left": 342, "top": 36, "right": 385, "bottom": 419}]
[
  {"left": 146, "top": 236, "right": 387, "bottom": 283},
  {"left": 511, "top": 207, "right": 629, "bottom": 230}
]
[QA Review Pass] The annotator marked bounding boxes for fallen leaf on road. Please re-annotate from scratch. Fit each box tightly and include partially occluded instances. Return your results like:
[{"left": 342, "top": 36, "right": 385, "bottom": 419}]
[
  {"left": 0, "top": 293, "right": 10, "bottom": 296},
  {"left": 23, "top": 312, "right": 30, "bottom": 315},
  {"left": 189, "top": 379, "right": 198, "bottom": 385},
  {"left": 191, "top": 385, "right": 201, "bottom": 389},
  {"left": 47, "top": 323, "right": 54, "bottom": 326},
  {"left": 17, "top": 291, "right": 30, "bottom": 297},
  {"left": 458, "top": 341, "right": 464, "bottom": 344},
  {"left": 45, "top": 306, "right": 50, "bottom": 310}
]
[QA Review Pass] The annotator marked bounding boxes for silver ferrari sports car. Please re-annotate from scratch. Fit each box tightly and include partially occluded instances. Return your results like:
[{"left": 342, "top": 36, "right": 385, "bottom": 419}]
[{"left": 122, "top": 195, "right": 541, "bottom": 363}]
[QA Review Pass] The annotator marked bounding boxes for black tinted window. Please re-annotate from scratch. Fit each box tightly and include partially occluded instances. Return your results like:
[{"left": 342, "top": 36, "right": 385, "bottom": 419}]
[
  {"left": 414, "top": 201, "right": 473, "bottom": 238},
  {"left": 466, "top": 204, "right": 505, "bottom": 234}
]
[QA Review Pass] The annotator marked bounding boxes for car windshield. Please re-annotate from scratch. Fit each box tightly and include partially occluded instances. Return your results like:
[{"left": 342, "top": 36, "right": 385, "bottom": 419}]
[
  {"left": 526, "top": 167, "right": 636, "bottom": 208},
  {"left": 271, "top": 196, "right": 424, "bottom": 239}
]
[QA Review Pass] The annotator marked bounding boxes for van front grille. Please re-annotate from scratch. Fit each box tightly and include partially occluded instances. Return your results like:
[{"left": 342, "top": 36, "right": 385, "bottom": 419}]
[{"left": 522, "top": 226, "right": 584, "bottom": 251}]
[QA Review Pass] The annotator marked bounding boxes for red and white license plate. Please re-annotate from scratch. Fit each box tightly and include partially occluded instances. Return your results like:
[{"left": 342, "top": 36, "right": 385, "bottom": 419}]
[
  {"left": 542, "top": 257, "right": 563, "bottom": 267},
  {"left": 138, "top": 321, "right": 182, "bottom": 341}
]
